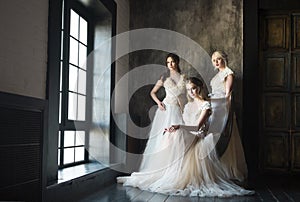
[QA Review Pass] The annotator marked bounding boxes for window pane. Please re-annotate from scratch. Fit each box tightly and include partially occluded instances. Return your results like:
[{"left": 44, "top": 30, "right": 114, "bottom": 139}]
[
  {"left": 59, "top": 92, "right": 62, "bottom": 124},
  {"left": 61, "top": 0, "right": 64, "bottom": 29},
  {"left": 68, "top": 92, "right": 77, "bottom": 120},
  {"left": 79, "top": 17, "right": 87, "bottom": 45},
  {"left": 70, "top": 9, "right": 79, "bottom": 39},
  {"left": 64, "top": 148, "right": 74, "bottom": 164},
  {"left": 75, "top": 147, "right": 85, "bottom": 162},
  {"left": 79, "top": 44, "right": 87, "bottom": 69},
  {"left": 78, "top": 69, "right": 86, "bottom": 95},
  {"left": 64, "top": 130, "right": 75, "bottom": 147},
  {"left": 61, "top": 31, "right": 64, "bottom": 60},
  {"left": 77, "top": 95, "right": 86, "bottom": 121},
  {"left": 69, "top": 37, "right": 78, "bottom": 66},
  {"left": 58, "top": 131, "right": 61, "bottom": 148},
  {"left": 69, "top": 65, "right": 78, "bottom": 92},
  {"left": 76, "top": 131, "right": 85, "bottom": 146},
  {"left": 58, "top": 149, "right": 60, "bottom": 165},
  {"left": 60, "top": 62, "right": 63, "bottom": 91}
]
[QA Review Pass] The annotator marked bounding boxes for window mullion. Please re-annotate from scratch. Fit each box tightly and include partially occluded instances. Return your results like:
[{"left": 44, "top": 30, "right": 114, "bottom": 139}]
[
  {"left": 62, "top": 3, "right": 71, "bottom": 127},
  {"left": 59, "top": 2, "right": 71, "bottom": 168}
]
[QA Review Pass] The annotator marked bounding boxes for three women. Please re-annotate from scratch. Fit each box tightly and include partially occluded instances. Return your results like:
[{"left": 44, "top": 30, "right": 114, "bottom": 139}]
[{"left": 117, "top": 52, "right": 253, "bottom": 197}]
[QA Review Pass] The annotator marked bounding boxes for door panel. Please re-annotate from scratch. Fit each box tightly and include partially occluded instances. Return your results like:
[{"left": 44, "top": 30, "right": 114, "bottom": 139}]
[
  {"left": 263, "top": 134, "right": 289, "bottom": 171},
  {"left": 292, "top": 134, "right": 300, "bottom": 171},
  {"left": 263, "top": 15, "right": 289, "bottom": 50},
  {"left": 263, "top": 54, "right": 289, "bottom": 90},
  {"left": 292, "top": 54, "right": 300, "bottom": 89},
  {"left": 260, "top": 11, "right": 300, "bottom": 173},
  {"left": 292, "top": 14, "right": 300, "bottom": 50},
  {"left": 263, "top": 93, "right": 289, "bottom": 129},
  {"left": 293, "top": 94, "right": 300, "bottom": 129}
]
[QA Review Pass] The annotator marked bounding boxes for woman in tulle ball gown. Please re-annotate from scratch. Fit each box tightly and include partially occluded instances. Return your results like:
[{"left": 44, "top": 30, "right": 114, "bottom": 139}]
[
  {"left": 118, "top": 76, "right": 254, "bottom": 197},
  {"left": 159, "top": 77, "right": 254, "bottom": 197},
  {"left": 117, "top": 53, "right": 189, "bottom": 189},
  {"left": 210, "top": 50, "right": 249, "bottom": 183}
]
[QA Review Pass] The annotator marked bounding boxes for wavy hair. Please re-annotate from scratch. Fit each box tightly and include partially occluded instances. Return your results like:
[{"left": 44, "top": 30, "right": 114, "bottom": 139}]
[
  {"left": 212, "top": 50, "right": 228, "bottom": 67},
  {"left": 186, "top": 77, "right": 208, "bottom": 101}
]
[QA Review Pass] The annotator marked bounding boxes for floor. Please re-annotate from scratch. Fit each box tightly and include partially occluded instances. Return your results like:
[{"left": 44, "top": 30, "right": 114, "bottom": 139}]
[{"left": 77, "top": 175, "right": 300, "bottom": 202}]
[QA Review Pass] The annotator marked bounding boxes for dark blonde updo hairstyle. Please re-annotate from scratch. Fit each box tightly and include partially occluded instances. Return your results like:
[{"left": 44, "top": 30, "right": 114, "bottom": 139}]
[
  {"left": 186, "top": 77, "right": 207, "bottom": 101},
  {"left": 212, "top": 50, "right": 228, "bottom": 67},
  {"left": 165, "top": 53, "right": 181, "bottom": 73}
]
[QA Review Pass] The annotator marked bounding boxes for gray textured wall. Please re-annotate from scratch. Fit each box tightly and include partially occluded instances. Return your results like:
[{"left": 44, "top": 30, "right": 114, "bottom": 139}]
[
  {"left": 128, "top": 0, "right": 243, "bottom": 133},
  {"left": 0, "top": 0, "right": 48, "bottom": 99},
  {"left": 130, "top": 0, "right": 243, "bottom": 59}
]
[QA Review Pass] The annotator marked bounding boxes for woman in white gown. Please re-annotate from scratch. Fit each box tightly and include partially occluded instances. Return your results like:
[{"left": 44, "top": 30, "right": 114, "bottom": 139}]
[
  {"left": 139, "top": 52, "right": 188, "bottom": 171},
  {"left": 210, "top": 50, "right": 249, "bottom": 183},
  {"left": 118, "top": 77, "right": 254, "bottom": 197},
  {"left": 117, "top": 53, "right": 190, "bottom": 188}
]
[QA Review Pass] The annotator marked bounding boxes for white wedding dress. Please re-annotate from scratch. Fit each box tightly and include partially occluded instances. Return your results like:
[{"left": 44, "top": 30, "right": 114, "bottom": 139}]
[
  {"left": 138, "top": 74, "right": 187, "bottom": 172},
  {"left": 117, "top": 94, "right": 254, "bottom": 197},
  {"left": 210, "top": 66, "right": 248, "bottom": 182},
  {"left": 117, "top": 74, "right": 189, "bottom": 186}
]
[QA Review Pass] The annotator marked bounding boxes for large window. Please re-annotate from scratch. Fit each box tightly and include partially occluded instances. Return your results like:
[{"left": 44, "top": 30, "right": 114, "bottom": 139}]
[
  {"left": 58, "top": 6, "right": 90, "bottom": 168},
  {"left": 47, "top": 0, "right": 116, "bottom": 184}
]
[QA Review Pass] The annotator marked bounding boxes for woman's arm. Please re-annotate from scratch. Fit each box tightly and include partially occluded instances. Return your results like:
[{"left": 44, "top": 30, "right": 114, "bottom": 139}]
[
  {"left": 225, "top": 74, "right": 233, "bottom": 98},
  {"left": 150, "top": 78, "right": 165, "bottom": 111},
  {"left": 166, "top": 108, "right": 211, "bottom": 133}
]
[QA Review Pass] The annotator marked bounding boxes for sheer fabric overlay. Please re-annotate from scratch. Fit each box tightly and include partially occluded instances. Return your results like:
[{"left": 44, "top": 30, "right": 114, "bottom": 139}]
[
  {"left": 210, "top": 66, "right": 248, "bottom": 182},
  {"left": 118, "top": 74, "right": 187, "bottom": 176},
  {"left": 117, "top": 78, "right": 254, "bottom": 197}
]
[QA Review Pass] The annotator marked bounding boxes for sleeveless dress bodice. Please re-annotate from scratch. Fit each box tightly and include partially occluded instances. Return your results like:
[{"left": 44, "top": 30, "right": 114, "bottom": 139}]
[
  {"left": 183, "top": 101, "right": 210, "bottom": 125},
  {"left": 210, "top": 67, "right": 233, "bottom": 98},
  {"left": 183, "top": 101, "right": 211, "bottom": 137}
]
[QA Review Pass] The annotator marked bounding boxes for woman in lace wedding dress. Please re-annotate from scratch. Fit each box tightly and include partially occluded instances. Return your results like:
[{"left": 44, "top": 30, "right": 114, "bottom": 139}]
[
  {"left": 117, "top": 53, "right": 189, "bottom": 187},
  {"left": 138, "top": 53, "right": 188, "bottom": 171},
  {"left": 210, "top": 50, "right": 249, "bottom": 183},
  {"left": 118, "top": 76, "right": 254, "bottom": 197}
]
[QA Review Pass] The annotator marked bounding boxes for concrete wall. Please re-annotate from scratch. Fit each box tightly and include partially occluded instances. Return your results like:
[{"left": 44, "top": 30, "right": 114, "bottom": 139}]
[
  {"left": 114, "top": 0, "right": 130, "bottom": 113},
  {"left": 129, "top": 0, "right": 244, "bottom": 130},
  {"left": 0, "top": 0, "right": 48, "bottom": 99}
]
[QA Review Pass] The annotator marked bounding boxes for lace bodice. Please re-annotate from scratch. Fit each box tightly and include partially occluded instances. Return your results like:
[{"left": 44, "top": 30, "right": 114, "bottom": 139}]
[
  {"left": 210, "top": 67, "right": 233, "bottom": 98},
  {"left": 162, "top": 75, "right": 186, "bottom": 105}
]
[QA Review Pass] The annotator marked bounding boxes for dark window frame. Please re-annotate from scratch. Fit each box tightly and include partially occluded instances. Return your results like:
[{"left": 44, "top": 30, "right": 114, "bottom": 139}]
[
  {"left": 46, "top": 0, "right": 116, "bottom": 185},
  {"left": 58, "top": 0, "right": 94, "bottom": 169}
]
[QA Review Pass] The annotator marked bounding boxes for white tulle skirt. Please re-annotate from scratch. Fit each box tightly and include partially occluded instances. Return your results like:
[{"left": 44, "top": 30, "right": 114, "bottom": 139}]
[
  {"left": 153, "top": 132, "right": 254, "bottom": 197},
  {"left": 117, "top": 101, "right": 192, "bottom": 185},
  {"left": 220, "top": 113, "right": 248, "bottom": 182},
  {"left": 209, "top": 97, "right": 248, "bottom": 182},
  {"left": 138, "top": 101, "right": 186, "bottom": 173},
  {"left": 117, "top": 102, "right": 254, "bottom": 197}
]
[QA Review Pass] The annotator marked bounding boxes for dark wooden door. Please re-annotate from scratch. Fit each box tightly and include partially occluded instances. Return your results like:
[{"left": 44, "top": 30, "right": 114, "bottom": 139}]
[{"left": 259, "top": 11, "right": 300, "bottom": 173}]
